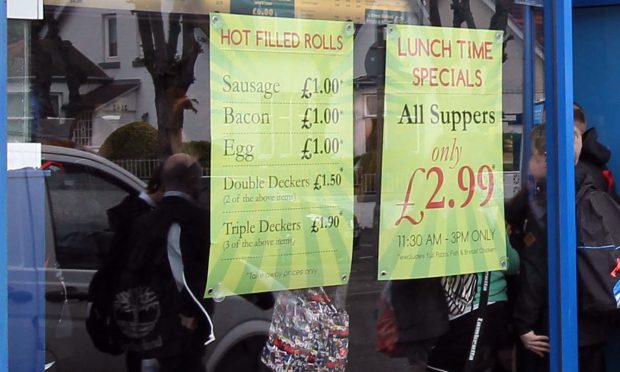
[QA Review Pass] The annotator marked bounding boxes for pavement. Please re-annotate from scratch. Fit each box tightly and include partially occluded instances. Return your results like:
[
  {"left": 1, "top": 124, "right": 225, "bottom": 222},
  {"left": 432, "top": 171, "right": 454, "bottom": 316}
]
[{"left": 344, "top": 228, "right": 412, "bottom": 371}]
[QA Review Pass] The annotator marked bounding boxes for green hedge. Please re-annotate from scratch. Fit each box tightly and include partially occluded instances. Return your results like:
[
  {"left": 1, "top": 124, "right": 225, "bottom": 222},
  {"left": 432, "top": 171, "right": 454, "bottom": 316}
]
[{"left": 99, "top": 121, "right": 159, "bottom": 160}]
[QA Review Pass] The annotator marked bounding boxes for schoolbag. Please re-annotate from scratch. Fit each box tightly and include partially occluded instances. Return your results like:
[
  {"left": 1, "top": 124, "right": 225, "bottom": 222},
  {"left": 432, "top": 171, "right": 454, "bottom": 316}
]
[
  {"left": 576, "top": 182, "right": 620, "bottom": 314},
  {"left": 86, "top": 194, "right": 159, "bottom": 355},
  {"left": 87, "top": 212, "right": 187, "bottom": 358},
  {"left": 85, "top": 266, "right": 123, "bottom": 355}
]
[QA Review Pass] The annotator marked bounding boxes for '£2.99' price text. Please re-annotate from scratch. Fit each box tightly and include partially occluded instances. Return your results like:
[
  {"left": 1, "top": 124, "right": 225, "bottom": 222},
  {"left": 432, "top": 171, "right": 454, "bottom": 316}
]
[{"left": 395, "top": 165, "right": 495, "bottom": 226}]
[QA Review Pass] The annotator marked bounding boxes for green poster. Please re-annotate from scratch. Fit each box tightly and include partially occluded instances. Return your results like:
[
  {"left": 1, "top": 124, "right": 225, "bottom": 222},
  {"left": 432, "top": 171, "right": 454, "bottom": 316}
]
[
  {"left": 207, "top": 13, "right": 354, "bottom": 298},
  {"left": 379, "top": 25, "right": 507, "bottom": 280}
]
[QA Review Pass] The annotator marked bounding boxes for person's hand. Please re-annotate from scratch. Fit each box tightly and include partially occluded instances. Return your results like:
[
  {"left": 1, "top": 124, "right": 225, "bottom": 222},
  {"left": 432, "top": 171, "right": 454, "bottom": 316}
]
[
  {"left": 179, "top": 314, "right": 197, "bottom": 330},
  {"left": 520, "top": 331, "right": 550, "bottom": 357}
]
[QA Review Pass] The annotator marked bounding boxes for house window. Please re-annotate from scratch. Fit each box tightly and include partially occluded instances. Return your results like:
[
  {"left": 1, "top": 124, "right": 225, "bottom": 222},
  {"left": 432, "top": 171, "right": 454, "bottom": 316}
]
[
  {"left": 72, "top": 113, "right": 93, "bottom": 147},
  {"left": 49, "top": 93, "right": 62, "bottom": 117},
  {"left": 136, "top": 22, "right": 144, "bottom": 58},
  {"left": 103, "top": 14, "right": 118, "bottom": 60}
]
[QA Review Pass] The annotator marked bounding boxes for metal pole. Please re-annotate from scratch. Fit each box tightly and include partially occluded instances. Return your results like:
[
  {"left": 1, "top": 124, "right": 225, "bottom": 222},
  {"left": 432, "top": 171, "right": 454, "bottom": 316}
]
[
  {"left": 0, "top": 0, "right": 8, "bottom": 370},
  {"left": 544, "top": 0, "right": 578, "bottom": 370},
  {"left": 522, "top": 5, "right": 534, "bottom": 182}
]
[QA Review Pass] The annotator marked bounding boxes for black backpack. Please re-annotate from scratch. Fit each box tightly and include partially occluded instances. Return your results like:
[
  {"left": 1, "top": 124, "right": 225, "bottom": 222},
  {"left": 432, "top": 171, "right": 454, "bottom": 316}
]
[
  {"left": 86, "top": 266, "right": 123, "bottom": 355},
  {"left": 87, "top": 213, "right": 186, "bottom": 358},
  {"left": 576, "top": 183, "right": 620, "bottom": 314}
]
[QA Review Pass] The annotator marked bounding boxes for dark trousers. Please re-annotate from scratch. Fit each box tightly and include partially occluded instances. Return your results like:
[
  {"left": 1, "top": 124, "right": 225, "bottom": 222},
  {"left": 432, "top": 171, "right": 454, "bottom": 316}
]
[
  {"left": 428, "top": 302, "right": 511, "bottom": 372},
  {"left": 158, "top": 353, "right": 205, "bottom": 372},
  {"left": 125, "top": 352, "right": 141, "bottom": 372},
  {"left": 517, "top": 341, "right": 606, "bottom": 372},
  {"left": 579, "top": 343, "right": 605, "bottom": 372},
  {"left": 516, "top": 341, "right": 549, "bottom": 372}
]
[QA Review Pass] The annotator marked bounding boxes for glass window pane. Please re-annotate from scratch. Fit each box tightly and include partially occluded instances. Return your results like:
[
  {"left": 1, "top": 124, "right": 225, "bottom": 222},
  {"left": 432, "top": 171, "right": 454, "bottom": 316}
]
[
  {"left": 46, "top": 163, "right": 132, "bottom": 270},
  {"left": 108, "top": 16, "right": 118, "bottom": 57},
  {"left": 5, "top": 1, "right": 559, "bottom": 370}
]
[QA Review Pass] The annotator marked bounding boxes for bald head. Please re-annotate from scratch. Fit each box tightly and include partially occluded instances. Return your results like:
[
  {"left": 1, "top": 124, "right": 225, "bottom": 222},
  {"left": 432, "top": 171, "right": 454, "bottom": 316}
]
[
  {"left": 164, "top": 153, "right": 196, "bottom": 170},
  {"left": 162, "top": 153, "right": 202, "bottom": 197}
]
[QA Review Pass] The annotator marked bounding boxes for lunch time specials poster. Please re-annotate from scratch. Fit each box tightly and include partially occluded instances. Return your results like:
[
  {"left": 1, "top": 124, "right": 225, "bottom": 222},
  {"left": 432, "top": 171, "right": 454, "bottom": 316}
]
[{"left": 379, "top": 25, "right": 507, "bottom": 280}]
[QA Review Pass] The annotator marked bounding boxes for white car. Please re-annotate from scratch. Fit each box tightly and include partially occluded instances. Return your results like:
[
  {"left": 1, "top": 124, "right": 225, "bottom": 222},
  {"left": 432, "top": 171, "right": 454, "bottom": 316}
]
[{"left": 8, "top": 145, "right": 273, "bottom": 372}]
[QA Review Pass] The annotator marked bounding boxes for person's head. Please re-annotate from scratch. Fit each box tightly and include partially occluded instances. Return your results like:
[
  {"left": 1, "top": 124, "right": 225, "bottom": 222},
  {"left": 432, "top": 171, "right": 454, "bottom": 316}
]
[
  {"left": 528, "top": 124, "right": 583, "bottom": 180},
  {"left": 162, "top": 153, "right": 202, "bottom": 198},
  {"left": 574, "top": 102, "right": 587, "bottom": 135},
  {"left": 529, "top": 124, "right": 547, "bottom": 181}
]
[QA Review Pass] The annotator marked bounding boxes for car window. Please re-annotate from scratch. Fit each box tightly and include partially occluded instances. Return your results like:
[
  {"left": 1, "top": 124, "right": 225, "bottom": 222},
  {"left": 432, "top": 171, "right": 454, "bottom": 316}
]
[{"left": 46, "top": 163, "right": 135, "bottom": 270}]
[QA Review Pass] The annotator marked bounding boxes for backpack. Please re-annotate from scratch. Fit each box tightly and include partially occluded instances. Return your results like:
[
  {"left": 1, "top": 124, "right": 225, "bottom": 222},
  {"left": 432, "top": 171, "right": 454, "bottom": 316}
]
[
  {"left": 85, "top": 267, "right": 123, "bottom": 355},
  {"left": 86, "top": 194, "right": 155, "bottom": 355},
  {"left": 576, "top": 183, "right": 620, "bottom": 314},
  {"left": 87, "top": 213, "right": 187, "bottom": 358}
]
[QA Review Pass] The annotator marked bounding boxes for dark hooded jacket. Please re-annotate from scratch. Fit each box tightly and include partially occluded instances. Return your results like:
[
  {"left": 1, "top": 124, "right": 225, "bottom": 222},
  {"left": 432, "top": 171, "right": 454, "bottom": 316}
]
[
  {"left": 506, "top": 179, "right": 549, "bottom": 339},
  {"left": 578, "top": 127, "right": 618, "bottom": 200},
  {"left": 507, "top": 169, "right": 608, "bottom": 347}
]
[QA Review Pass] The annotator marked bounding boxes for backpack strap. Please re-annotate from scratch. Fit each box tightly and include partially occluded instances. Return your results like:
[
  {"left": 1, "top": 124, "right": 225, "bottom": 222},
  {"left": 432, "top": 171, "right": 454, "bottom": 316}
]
[
  {"left": 167, "top": 223, "right": 215, "bottom": 346},
  {"left": 464, "top": 271, "right": 491, "bottom": 372}
]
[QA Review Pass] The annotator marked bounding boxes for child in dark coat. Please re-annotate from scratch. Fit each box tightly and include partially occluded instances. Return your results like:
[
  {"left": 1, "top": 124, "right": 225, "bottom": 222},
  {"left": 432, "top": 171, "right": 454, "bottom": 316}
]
[{"left": 507, "top": 124, "right": 608, "bottom": 372}]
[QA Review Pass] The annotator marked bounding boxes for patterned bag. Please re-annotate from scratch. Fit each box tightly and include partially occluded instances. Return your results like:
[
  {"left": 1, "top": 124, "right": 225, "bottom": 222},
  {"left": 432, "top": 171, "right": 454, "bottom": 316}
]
[
  {"left": 261, "top": 287, "right": 349, "bottom": 371},
  {"left": 441, "top": 274, "right": 477, "bottom": 316}
]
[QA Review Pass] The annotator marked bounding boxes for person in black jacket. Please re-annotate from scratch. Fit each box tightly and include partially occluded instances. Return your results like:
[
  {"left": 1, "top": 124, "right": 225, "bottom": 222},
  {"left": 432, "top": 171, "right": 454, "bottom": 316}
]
[
  {"left": 107, "top": 163, "right": 164, "bottom": 260},
  {"left": 102, "top": 164, "right": 164, "bottom": 372},
  {"left": 141, "top": 153, "right": 212, "bottom": 372},
  {"left": 508, "top": 124, "right": 608, "bottom": 372},
  {"left": 574, "top": 103, "right": 619, "bottom": 199}
]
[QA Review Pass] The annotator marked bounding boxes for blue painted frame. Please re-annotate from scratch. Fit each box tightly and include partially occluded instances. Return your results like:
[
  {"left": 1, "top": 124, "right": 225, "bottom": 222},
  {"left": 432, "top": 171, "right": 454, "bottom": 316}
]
[
  {"left": 521, "top": 5, "right": 535, "bottom": 180},
  {"left": 0, "top": 0, "right": 606, "bottom": 370},
  {"left": 0, "top": 1, "right": 8, "bottom": 370},
  {"left": 545, "top": 0, "right": 578, "bottom": 370}
]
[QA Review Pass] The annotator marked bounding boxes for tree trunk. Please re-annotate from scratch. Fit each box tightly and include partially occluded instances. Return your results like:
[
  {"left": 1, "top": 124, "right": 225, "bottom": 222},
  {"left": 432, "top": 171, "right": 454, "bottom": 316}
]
[
  {"left": 429, "top": 0, "right": 442, "bottom": 27},
  {"left": 136, "top": 10, "right": 201, "bottom": 157},
  {"left": 155, "top": 87, "right": 185, "bottom": 157}
]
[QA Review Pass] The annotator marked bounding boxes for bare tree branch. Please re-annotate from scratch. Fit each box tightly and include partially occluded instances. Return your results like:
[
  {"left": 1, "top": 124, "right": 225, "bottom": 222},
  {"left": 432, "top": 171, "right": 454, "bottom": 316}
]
[
  {"left": 429, "top": 0, "right": 442, "bottom": 26},
  {"left": 451, "top": 0, "right": 477, "bottom": 28},
  {"left": 137, "top": 12, "right": 156, "bottom": 77},
  {"left": 134, "top": 10, "right": 203, "bottom": 155},
  {"left": 149, "top": 12, "right": 167, "bottom": 71},
  {"left": 167, "top": 13, "right": 181, "bottom": 63},
  {"left": 489, "top": 0, "right": 514, "bottom": 62},
  {"left": 180, "top": 15, "right": 201, "bottom": 91}
]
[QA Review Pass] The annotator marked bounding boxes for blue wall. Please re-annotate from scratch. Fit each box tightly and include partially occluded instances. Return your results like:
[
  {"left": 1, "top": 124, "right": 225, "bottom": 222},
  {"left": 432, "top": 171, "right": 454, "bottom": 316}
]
[
  {"left": 573, "top": 6, "right": 620, "bottom": 179},
  {"left": 573, "top": 7, "right": 620, "bottom": 370}
]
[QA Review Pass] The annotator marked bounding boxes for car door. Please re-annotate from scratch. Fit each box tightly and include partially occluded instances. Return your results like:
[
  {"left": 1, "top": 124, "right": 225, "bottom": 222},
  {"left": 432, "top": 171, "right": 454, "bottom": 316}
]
[{"left": 43, "top": 160, "right": 138, "bottom": 372}]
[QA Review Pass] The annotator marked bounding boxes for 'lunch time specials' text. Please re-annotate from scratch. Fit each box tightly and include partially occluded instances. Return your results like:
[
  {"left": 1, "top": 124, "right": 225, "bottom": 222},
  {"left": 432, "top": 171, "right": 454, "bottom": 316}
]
[
  {"left": 379, "top": 25, "right": 506, "bottom": 280},
  {"left": 207, "top": 14, "right": 354, "bottom": 298}
]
